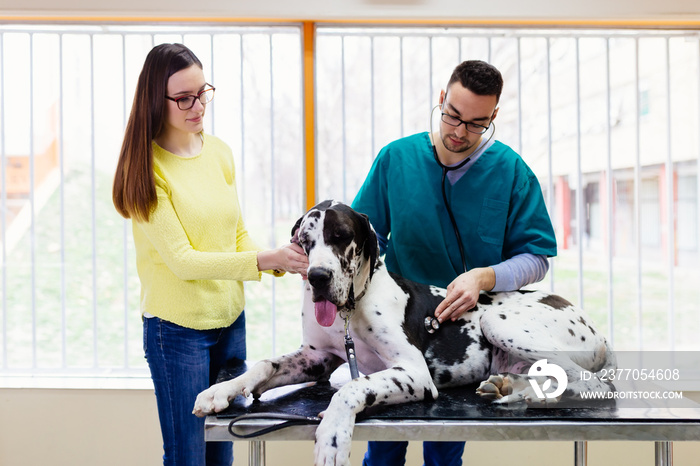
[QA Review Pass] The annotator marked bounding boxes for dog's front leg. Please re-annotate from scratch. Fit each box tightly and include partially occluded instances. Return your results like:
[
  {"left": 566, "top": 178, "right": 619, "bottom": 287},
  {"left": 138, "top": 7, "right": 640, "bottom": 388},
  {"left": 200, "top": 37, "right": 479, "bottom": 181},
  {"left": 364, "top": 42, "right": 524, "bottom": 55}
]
[
  {"left": 313, "top": 367, "right": 437, "bottom": 466},
  {"left": 193, "top": 346, "right": 343, "bottom": 417}
]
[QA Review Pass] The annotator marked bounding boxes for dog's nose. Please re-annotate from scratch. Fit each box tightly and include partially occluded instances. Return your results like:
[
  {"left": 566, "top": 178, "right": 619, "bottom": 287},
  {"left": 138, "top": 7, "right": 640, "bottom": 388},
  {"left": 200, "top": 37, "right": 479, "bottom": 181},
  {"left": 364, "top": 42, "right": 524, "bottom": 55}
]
[{"left": 307, "top": 267, "right": 332, "bottom": 288}]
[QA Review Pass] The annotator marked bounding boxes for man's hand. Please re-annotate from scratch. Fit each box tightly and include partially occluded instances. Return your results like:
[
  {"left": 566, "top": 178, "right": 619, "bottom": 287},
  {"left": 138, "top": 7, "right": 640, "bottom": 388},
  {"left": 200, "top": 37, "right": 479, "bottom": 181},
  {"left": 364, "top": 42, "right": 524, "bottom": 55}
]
[{"left": 434, "top": 267, "right": 496, "bottom": 323}]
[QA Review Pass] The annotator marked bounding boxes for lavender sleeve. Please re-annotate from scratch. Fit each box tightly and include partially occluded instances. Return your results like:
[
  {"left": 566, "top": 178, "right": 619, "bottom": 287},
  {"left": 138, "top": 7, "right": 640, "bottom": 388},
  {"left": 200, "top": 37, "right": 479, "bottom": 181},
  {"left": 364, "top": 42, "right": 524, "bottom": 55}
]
[{"left": 491, "top": 253, "right": 550, "bottom": 292}]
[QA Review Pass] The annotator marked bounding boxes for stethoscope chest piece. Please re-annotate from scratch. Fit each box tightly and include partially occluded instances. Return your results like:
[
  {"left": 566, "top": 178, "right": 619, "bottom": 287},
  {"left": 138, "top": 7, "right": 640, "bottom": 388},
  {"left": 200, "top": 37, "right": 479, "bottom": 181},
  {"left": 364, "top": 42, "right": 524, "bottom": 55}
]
[{"left": 424, "top": 316, "right": 440, "bottom": 334}]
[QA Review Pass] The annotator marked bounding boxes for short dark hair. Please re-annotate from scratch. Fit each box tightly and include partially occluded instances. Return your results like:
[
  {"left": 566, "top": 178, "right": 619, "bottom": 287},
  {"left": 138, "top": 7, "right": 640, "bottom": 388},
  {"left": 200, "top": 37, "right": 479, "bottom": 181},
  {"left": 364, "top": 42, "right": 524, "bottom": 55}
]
[{"left": 447, "top": 60, "right": 503, "bottom": 102}]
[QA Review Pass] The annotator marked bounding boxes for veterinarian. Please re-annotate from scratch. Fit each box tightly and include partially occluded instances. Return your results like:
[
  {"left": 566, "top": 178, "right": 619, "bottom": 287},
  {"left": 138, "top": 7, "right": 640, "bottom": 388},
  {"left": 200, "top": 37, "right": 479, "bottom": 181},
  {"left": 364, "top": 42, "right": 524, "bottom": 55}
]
[
  {"left": 352, "top": 59, "right": 557, "bottom": 466},
  {"left": 112, "top": 43, "right": 308, "bottom": 466}
]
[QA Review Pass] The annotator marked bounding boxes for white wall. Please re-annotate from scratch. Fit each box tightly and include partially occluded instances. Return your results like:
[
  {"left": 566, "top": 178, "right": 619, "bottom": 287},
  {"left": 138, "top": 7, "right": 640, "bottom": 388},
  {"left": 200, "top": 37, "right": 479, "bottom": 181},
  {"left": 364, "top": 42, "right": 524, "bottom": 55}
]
[{"left": 2, "top": 0, "right": 700, "bottom": 22}]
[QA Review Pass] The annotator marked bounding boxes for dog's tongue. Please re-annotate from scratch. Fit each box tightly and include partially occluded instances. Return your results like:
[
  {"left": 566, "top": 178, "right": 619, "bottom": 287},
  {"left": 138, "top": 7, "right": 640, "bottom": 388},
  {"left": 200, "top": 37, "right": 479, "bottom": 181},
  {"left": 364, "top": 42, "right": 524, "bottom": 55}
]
[{"left": 314, "top": 299, "right": 337, "bottom": 327}]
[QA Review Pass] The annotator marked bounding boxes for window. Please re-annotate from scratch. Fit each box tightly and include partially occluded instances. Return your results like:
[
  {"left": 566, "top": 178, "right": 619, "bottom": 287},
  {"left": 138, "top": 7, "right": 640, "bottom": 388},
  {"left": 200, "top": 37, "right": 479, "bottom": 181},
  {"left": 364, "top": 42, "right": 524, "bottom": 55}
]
[
  {"left": 1, "top": 23, "right": 699, "bottom": 377},
  {"left": 1, "top": 24, "right": 304, "bottom": 374},
  {"left": 314, "top": 26, "right": 700, "bottom": 351}
]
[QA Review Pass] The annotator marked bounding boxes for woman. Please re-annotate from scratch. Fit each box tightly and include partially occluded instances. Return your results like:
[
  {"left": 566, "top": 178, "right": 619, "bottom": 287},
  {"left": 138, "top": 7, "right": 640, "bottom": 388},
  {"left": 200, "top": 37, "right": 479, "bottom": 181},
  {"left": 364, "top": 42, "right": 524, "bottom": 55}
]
[{"left": 113, "top": 43, "right": 308, "bottom": 466}]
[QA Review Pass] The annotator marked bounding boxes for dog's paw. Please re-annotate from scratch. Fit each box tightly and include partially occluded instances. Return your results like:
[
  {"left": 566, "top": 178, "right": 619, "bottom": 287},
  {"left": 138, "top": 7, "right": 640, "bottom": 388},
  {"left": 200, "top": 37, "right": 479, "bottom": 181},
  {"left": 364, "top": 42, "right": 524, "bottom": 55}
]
[
  {"left": 192, "top": 380, "right": 246, "bottom": 417},
  {"left": 477, "top": 373, "right": 561, "bottom": 406},
  {"left": 476, "top": 374, "right": 513, "bottom": 400},
  {"left": 313, "top": 412, "right": 354, "bottom": 466}
]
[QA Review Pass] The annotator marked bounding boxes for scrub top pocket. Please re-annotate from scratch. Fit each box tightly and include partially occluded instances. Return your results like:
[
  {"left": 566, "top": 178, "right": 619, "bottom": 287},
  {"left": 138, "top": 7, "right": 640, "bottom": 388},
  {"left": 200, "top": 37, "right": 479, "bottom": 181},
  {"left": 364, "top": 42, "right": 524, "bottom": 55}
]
[{"left": 478, "top": 198, "right": 509, "bottom": 246}]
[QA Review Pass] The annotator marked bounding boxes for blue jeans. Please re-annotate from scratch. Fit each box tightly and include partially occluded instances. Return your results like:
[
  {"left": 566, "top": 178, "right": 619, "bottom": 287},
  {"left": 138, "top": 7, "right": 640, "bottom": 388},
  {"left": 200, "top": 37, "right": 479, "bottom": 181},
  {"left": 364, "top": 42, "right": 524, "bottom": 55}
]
[
  {"left": 144, "top": 313, "right": 247, "bottom": 466},
  {"left": 363, "top": 441, "right": 465, "bottom": 466}
]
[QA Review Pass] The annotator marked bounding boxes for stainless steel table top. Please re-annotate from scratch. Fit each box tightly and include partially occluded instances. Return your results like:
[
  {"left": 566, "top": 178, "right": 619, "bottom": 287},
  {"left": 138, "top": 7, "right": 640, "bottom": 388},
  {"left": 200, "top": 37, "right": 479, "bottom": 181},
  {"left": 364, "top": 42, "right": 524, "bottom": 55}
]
[{"left": 205, "top": 359, "right": 700, "bottom": 443}]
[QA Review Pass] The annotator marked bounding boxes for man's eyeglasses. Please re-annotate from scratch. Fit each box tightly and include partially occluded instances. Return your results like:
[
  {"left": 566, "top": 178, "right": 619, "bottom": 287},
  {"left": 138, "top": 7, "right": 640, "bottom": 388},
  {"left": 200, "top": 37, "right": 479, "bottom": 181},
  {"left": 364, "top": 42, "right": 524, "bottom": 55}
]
[
  {"left": 165, "top": 84, "right": 215, "bottom": 110},
  {"left": 440, "top": 112, "right": 490, "bottom": 134}
]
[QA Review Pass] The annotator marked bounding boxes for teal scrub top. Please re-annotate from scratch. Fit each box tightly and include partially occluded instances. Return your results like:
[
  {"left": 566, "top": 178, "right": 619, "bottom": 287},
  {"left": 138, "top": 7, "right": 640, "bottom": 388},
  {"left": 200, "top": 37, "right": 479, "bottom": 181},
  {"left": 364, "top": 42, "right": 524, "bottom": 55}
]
[{"left": 351, "top": 132, "right": 557, "bottom": 289}]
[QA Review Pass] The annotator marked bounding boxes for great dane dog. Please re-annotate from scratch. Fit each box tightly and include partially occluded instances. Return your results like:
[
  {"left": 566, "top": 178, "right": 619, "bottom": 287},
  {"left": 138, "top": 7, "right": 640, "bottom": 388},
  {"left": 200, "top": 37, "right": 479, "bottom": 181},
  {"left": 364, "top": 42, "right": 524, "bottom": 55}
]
[{"left": 194, "top": 200, "right": 616, "bottom": 466}]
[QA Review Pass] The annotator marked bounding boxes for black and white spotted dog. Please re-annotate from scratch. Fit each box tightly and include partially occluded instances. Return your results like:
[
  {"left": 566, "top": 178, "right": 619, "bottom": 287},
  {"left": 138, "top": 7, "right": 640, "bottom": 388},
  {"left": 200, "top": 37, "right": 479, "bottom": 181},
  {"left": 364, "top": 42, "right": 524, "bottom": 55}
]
[{"left": 194, "top": 200, "right": 616, "bottom": 466}]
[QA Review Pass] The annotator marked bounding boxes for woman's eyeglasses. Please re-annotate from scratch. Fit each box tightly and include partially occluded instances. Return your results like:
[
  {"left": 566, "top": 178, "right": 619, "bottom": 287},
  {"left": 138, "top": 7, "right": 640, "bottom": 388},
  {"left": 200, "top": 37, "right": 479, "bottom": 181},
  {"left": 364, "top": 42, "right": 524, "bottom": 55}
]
[{"left": 165, "top": 84, "right": 215, "bottom": 110}]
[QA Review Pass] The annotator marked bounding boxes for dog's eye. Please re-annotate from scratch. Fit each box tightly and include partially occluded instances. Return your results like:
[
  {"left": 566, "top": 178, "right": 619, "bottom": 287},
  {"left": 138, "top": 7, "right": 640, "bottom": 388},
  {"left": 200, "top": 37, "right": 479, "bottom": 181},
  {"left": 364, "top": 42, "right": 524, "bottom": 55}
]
[{"left": 333, "top": 228, "right": 352, "bottom": 241}]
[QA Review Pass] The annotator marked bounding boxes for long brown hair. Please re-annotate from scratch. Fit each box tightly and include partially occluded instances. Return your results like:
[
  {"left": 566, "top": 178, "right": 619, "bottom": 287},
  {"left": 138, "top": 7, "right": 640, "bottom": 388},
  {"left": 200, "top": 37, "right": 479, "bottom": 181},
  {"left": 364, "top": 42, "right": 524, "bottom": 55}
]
[{"left": 112, "top": 43, "right": 203, "bottom": 222}]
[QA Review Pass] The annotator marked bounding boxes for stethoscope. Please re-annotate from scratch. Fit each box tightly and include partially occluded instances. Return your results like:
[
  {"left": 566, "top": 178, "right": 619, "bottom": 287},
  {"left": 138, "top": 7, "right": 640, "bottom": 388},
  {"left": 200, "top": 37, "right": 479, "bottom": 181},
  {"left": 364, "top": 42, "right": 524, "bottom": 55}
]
[{"left": 424, "top": 105, "right": 496, "bottom": 334}]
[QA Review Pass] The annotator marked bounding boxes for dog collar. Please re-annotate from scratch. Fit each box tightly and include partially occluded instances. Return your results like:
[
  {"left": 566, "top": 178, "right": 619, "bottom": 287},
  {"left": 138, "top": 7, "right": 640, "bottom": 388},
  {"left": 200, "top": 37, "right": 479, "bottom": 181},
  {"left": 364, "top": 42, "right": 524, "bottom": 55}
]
[{"left": 338, "top": 283, "right": 367, "bottom": 314}]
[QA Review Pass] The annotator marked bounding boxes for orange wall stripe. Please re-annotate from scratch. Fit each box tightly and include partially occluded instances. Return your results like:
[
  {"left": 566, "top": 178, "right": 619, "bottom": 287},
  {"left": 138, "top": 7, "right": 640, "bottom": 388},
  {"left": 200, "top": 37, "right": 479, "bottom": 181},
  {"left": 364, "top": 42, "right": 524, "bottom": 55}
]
[{"left": 302, "top": 21, "right": 316, "bottom": 211}]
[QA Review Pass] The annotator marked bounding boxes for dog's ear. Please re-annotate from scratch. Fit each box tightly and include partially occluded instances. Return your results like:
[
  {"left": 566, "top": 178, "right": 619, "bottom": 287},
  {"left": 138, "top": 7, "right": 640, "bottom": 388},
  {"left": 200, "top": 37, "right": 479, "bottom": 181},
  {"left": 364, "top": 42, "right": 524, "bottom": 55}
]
[
  {"left": 358, "top": 212, "right": 379, "bottom": 280},
  {"left": 291, "top": 215, "right": 303, "bottom": 244}
]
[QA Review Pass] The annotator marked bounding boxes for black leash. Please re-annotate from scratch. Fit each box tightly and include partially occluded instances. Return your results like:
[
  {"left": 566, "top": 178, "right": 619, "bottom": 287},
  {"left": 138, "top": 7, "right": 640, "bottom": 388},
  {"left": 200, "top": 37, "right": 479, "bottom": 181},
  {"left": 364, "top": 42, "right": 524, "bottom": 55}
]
[
  {"left": 341, "top": 284, "right": 361, "bottom": 380},
  {"left": 343, "top": 315, "right": 360, "bottom": 380},
  {"left": 227, "top": 412, "right": 322, "bottom": 439}
]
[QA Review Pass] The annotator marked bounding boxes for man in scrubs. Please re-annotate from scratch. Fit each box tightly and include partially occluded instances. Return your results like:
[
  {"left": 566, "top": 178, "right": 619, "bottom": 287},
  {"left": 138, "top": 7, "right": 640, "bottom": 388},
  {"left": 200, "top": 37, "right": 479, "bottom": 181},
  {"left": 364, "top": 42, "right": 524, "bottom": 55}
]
[{"left": 352, "top": 60, "right": 557, "bottom": 466}]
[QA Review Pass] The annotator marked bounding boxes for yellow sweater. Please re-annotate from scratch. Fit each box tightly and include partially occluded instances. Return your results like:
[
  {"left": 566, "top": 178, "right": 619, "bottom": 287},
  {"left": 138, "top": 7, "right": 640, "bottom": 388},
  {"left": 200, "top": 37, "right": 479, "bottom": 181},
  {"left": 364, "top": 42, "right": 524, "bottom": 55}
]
[{"left": 133, "top": 134, "right": 263, "bottom": 330}]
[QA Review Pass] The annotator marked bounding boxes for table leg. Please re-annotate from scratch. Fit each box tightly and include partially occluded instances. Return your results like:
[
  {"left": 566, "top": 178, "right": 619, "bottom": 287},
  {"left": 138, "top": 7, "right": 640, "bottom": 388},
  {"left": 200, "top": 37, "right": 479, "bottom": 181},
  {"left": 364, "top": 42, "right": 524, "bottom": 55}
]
[
  {"left": 574, "top": 441, "right": 587, "bottom": 466},
  {"left": 655, "top": 441, "right": 673, "bottom": 466},
  {"left": 248, "top": 440, "right": 266, "bottom": 466}
]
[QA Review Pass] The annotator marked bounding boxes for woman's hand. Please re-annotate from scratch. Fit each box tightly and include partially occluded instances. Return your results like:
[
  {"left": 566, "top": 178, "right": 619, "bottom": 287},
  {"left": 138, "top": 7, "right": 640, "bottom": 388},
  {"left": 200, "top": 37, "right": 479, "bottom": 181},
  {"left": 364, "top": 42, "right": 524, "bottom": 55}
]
[
  {"left": 434, "top": 267, "right": 495, "bottom": 323},
  {"left": 257, "top": 243, "right": 309, "bottom": 277}
]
